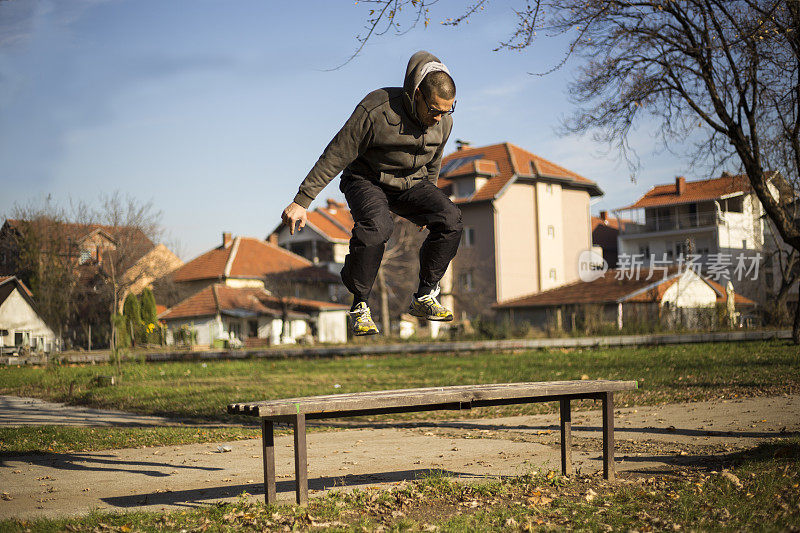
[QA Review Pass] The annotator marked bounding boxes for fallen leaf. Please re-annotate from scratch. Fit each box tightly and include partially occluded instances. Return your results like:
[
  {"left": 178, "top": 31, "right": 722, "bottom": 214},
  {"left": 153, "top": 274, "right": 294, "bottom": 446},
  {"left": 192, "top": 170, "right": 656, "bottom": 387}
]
[{"left": 721, "top": 471, "right": 743, "bottom": 489}]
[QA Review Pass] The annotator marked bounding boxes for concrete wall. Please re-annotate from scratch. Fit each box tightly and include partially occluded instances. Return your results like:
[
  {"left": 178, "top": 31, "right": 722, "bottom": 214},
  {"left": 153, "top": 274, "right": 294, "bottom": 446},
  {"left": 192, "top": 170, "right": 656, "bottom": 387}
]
[
  {"left": 164, "top": 315, "right": 222, "bottom": 346},
  {"left": 717, "top": 194, "right": 762, "bottom": 250},
  {"left": 0, "top": 289, "right": 56, "bottom": 353},
  {"left": 535, "top": 181, "right": 564, "bottom": 291},
  {"left": 494, "top": 182, "right": 539, "bottom": 301},
  {"left": 561, "top": 188, "right": 592, "bottom": 283},
  {"left": 661, "top": 270, "right": 717, "bottom": 308},
  {"left": 224, "top": 278, "right": 265, "bottom": 289},
  {"left": 317, "top": 309, "right": 347, "bottom": 343}
]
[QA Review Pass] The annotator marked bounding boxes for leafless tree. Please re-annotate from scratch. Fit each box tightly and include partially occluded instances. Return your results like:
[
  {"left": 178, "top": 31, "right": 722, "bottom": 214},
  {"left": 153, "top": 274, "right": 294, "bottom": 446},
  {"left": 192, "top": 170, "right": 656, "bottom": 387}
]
[
  {"left": 348, "top": 0, "right": 800, "bottom": 342},
  {"left": 763, "top": 217, "right": 800, "bottom": 325},
  {"left": 95, "top": 192, "right": 163, "bottom": 362},
  {"left": 373, "top": 215, "right": 427, "bottom": 335},
  {"left": 450, "top": 248, "right": 496, "bottom": 320},
  {"left": 2, "top": 199, "right": 78, "bottom": 342}
]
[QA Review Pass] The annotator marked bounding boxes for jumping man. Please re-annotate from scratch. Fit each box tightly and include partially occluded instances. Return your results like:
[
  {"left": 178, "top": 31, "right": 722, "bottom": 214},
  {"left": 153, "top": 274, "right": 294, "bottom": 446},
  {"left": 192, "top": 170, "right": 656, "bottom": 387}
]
[{"left": 281, "top": 51, "right": 462, "bottom": 335}]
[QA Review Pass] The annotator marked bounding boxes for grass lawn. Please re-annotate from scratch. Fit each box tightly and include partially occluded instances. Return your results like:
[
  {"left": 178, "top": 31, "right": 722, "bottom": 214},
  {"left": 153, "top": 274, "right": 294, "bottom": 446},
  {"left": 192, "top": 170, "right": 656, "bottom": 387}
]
[
  {"left": 1, "top": 340, "right": 797, "bottom": 454},
  {"left": 3, "top": 438, "right": 798, "bottom": 532},
  {"left": 2, "top": 340, "right": 797, "bottom": 421}
]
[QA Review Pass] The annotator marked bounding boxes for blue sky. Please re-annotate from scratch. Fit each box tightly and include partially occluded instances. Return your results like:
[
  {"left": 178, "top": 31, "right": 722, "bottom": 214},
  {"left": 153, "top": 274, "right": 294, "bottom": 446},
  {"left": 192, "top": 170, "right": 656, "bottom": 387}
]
[{"left": 0, "top": 0, "right": 702, "bottom": 259}]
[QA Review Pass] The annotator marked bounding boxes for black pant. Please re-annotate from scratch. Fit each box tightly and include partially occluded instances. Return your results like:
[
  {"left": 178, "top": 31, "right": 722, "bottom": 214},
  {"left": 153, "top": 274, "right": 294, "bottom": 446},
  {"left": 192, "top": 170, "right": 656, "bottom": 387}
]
[{"left": 339, "top": 176, "right": 463, "bottom": 302}]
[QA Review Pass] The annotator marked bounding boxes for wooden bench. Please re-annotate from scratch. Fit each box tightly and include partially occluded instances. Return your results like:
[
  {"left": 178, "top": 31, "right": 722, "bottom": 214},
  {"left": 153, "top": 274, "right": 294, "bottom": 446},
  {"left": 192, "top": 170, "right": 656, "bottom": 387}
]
[{"left": 228, "top": 379, "right": 637, "bottom": 504}]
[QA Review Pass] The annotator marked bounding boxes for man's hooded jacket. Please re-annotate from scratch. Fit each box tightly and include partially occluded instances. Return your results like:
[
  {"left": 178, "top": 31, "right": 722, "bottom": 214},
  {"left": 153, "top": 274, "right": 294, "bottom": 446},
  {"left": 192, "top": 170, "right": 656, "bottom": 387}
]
[{"left": 292, "top": 51, "right": 454, "bottom": 209}]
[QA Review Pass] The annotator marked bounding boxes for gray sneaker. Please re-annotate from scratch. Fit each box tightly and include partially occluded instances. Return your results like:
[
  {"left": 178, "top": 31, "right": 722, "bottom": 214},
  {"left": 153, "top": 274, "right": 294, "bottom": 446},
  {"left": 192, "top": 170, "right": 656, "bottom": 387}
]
[
  {"left": 408, "top": 291, "right": 454, "bottom": 321},
  {"left": 349, "top": 302, "right": 379, "bottom": 336}
]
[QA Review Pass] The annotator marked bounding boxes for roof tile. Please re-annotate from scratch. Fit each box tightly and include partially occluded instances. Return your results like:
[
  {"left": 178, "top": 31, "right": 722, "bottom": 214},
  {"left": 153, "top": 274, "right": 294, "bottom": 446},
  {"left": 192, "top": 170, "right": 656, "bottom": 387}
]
[
  {"left": 439, "top": 142, "right": 601, "bottom": 203},
  {"left": 173, "top": 237, "right": 313, "bottom": 282},
  {"left": 619, "top": 174, "right": 751, "bottom": 210},
  {"left": 160, "top": 284, "right": 348, "bottom": 321}
]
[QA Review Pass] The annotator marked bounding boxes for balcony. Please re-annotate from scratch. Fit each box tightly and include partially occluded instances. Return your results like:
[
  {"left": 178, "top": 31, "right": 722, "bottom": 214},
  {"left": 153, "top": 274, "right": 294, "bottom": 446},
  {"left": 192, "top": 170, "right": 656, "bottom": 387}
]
[{"left": 621, "top": 211, "right": 717, "bottom": 235}]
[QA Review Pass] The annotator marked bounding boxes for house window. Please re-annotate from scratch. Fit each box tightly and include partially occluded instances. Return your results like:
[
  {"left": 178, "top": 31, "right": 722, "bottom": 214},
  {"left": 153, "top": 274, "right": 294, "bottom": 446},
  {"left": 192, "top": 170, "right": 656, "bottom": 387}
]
[
  {"left": 742, "top": 239, "right": 748, "bottom": 249},
  {"left": 638, "top": 245, "right": 650, "bottom": 258},
  {"left": 458, "top": 271, "right": 474, "bottom": 291},
  {"left": 547, "top": 225, "right": 555, "bottom": 239},
  {"left": 461, "top": 227, "right": 475, "bottom": 247},
  {"left": 229, "top": 322, "right": 242, "bottom": 339},
  {"left": 79, "top": 249, "right": 91, "bottom": 264},
  {"left": 14, "top": 332, "right": 23, "bottom": 346},
  {"left": 549, "top": 268, "right": 557, "bottom": 280}
]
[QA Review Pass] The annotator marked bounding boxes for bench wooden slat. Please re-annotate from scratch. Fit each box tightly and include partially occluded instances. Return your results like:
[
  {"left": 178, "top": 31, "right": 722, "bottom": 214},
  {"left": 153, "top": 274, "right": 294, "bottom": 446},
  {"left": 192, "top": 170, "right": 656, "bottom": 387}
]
[{"left": 228, "top": 380, "right": 637, "bottom": 418}]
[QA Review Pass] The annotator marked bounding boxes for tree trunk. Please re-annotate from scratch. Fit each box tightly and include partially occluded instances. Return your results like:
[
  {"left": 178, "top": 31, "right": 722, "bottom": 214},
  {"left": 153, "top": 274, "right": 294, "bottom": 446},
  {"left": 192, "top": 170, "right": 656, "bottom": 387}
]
[
  {"left": 793, "top": 282, "right": 800, "bottom": 345},
  {"left": 377, "top": 267, "right": 390, "bottom": 336}
]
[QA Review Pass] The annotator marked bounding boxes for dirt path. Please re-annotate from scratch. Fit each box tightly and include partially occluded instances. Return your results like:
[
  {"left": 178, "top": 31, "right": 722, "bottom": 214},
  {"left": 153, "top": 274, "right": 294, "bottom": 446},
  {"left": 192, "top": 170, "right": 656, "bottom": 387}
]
[{"left": 1, "top": 394, "right": 798, "bottom": 520}]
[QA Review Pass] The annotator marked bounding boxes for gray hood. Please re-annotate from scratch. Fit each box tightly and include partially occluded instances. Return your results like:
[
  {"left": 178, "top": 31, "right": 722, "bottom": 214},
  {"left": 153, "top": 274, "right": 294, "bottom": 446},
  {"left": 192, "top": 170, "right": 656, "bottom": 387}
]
[
  {"left": 403, "top": 50, "right": 452, "bottom": 125},
  {"left": 292, "top": 51, "right": 454, "bottom": 209}
]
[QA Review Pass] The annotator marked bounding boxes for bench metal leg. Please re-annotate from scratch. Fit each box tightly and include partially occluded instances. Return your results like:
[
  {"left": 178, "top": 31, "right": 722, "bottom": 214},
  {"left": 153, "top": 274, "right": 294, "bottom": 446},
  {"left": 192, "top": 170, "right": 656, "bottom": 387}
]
[
  {"left": 559, "top": 398, "right": 572, "bottom": 476},
  {"left": 293, "top": 413, "right": 308, "bottom": 505},
  {"left": 602, "top": 392, "right": 615, "bottom": 481},
  {"left": 261, "top": 419, "right": 276, "bottom": 504}
]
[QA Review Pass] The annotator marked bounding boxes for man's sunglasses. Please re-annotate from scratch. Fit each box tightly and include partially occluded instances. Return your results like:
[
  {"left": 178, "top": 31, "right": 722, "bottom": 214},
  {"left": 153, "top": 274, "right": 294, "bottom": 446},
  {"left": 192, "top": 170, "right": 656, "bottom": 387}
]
[{"left": 419, "top": 90, "right": 456, "bottom": 117}]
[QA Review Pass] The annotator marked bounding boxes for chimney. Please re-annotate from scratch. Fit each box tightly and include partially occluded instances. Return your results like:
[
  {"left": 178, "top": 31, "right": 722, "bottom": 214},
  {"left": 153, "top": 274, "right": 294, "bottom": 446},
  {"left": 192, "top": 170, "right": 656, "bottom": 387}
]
[
  {"left": 676, "top": 176, "right": 686, "bottom": 195},
  {"left": 326, "top": 198, "right": 343, "bottom": 212},
  {"left": 600, "top": 210, "right": 609, "bottom": 222},
  {"left": 267, "top": 233, "right": 278, "bottom": 245},
  {"left": 222, "top": 232, "right": 232, "bottom": 248},
  {"left": 455, "top": 139, "right": 471, "bottom": 151}
]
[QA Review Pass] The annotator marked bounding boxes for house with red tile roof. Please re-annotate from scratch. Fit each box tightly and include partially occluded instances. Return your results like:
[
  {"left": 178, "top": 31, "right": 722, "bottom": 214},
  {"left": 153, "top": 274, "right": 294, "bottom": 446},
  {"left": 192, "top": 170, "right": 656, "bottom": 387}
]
[
  {"left": 268, "top": 199, "right": 353, "bottom": 271},
  {"left": 0, "top": 276, "right": 57, "bottom": 354},
  {"left": 613, "top": 172, "right": 786, "bottom": 304},
  {"left": 159, "top": 283, "right": 348, "bottom": 346},
  {"left": 171, "top": 233, "right": 342, "bottom": 303},
  {"left": 436, "top": 141, "right": 603, "bottom": 318},
  {"left": 494, "top": 267, "right": 756, "bottom": 331}
]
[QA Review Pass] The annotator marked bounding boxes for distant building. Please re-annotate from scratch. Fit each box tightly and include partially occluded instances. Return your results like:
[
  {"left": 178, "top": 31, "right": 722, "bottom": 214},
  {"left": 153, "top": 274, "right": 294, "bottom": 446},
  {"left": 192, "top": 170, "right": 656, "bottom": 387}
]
[
  {"left": 494, "top": 267, "right": 756, "bottom": 331},
  {"left": 591, "top": 210, "right": 630, "bottom": 268},
  {"left": 437, "top": 142, "right": 603, "bottom": 319},
  {"left": 0, "top": 276, "right": 57, "bottom": 354},
  {"left": 0, "top": 218, "right": 182, "bottom": 303},
  {"left": 614, "top": 173, "right": 786, "bottom": 304},
  {"left": 269, "top": 199, "right": 352, "bottom": 276},
  {"left": 171, "top": 233, "right": 342, "bottom": 303},
  {"left": 159, "top": 284, "right": 348, "bottom": 346}
]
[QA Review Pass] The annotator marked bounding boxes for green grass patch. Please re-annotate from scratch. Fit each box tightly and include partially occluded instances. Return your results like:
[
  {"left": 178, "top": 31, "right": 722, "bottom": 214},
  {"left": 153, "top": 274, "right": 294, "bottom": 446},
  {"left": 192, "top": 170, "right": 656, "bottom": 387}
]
[
  {"left": 0, "top": 426, "right": 261, "bottom": 455},
  {"left": 1, "top": 340, "right": 797, "bottom": 424},
  {"left": 3, "top": 438, "right": 798, "bottom": 532}
]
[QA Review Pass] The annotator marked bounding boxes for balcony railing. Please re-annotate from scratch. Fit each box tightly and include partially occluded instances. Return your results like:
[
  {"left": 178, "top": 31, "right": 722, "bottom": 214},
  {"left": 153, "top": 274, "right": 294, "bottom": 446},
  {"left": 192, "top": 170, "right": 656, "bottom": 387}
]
[{"left": 621, "top": 211, "right": 717, "bottom": 234}]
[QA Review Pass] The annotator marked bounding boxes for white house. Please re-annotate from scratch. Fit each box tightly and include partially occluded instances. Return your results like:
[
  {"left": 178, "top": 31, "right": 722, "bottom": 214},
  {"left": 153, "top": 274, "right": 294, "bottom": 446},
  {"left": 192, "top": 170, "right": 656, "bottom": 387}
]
[
  {"left": 159, "top": 283, "right": 349, "bottom": 347},
  {"left": 494, "top": 266, "right": 757, "bottom": 331},
  {"left": 0, "top": 276, "right": 57, "bottom": 354},
  {"left": 613, "top": 173, "right": 788, "bottom": 304}
]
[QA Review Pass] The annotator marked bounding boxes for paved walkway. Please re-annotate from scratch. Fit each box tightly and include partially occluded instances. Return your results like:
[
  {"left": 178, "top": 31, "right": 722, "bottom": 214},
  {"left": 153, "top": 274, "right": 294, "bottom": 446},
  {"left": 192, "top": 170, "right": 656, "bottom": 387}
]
[
  {"left": 1, "top": 394, "right": 798, "bottom": 519},
  {"left": 0, "top": 396, "right": 182, "bottom": 427}
]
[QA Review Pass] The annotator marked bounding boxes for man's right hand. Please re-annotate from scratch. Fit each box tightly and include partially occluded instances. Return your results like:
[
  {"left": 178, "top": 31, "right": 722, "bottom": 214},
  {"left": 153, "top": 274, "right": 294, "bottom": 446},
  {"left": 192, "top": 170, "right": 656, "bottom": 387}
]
[{"left": 281, "top": 202, "right": 308, "bottom": 235}]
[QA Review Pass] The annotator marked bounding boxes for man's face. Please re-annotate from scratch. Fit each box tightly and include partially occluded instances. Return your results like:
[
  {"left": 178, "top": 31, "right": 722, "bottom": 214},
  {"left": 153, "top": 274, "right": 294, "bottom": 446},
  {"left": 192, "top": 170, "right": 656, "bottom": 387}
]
[{"left": 414, "top": 89, "right": 455, "bottom": 127}]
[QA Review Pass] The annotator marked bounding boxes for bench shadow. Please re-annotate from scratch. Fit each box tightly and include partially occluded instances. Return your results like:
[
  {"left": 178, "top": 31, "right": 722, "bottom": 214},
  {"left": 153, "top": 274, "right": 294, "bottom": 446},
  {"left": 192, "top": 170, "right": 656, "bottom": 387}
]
[
  {"left": 0, "top": 452, "right": 223, "bottom": 477},
  {"left": 100, "top": 468, "right": 496, "bottom": 509},
  {"left": 618, "top": 439, "right": 800, "bottom": 473},
  {"left": 311, "top": 420, "right": 796, "bottom": 440}
]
